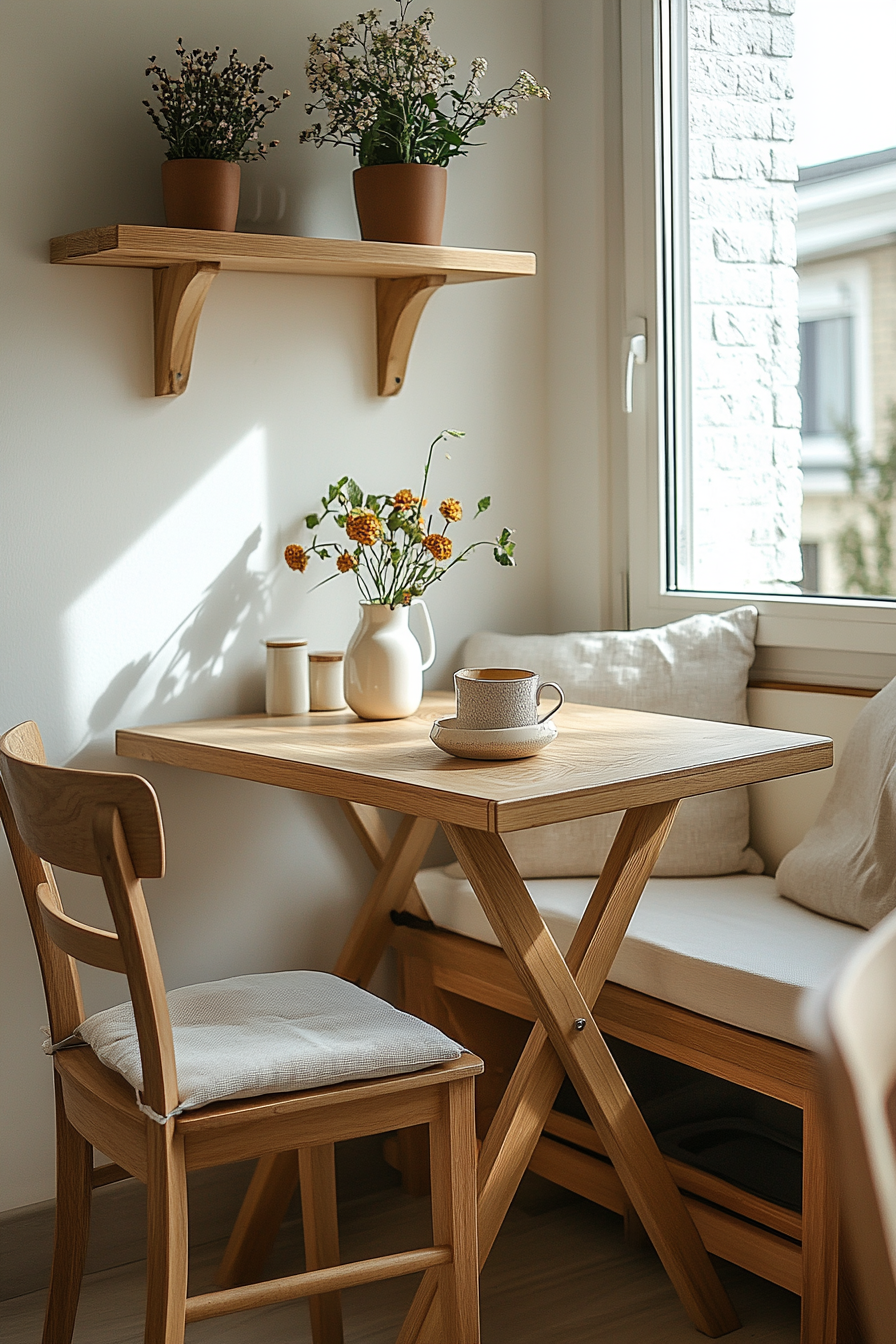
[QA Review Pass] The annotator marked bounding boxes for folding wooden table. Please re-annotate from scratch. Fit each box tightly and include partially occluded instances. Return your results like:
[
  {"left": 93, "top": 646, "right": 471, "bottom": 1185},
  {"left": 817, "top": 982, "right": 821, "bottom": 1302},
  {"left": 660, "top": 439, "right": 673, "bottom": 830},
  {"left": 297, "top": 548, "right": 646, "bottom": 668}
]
[{"left": 117, "top": 692, "right": 831, "bottom": 1339}]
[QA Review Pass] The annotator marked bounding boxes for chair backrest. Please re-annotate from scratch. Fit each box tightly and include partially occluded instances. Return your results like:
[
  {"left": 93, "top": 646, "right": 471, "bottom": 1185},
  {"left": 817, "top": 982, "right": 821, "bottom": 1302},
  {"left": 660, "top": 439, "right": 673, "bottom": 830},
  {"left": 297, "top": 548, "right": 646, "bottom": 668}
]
[
  {"left": 0, "top": 723, "right": 179, "bottom": 1118},
  {"left": 808, "top": 907, "right": 896, "bottom": 1344}
]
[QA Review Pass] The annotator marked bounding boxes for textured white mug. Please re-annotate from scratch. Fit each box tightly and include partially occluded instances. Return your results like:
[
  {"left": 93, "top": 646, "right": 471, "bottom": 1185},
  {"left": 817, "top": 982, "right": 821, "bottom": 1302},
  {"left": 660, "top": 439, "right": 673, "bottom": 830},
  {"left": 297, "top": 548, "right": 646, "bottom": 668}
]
[{"left": 453, "top": 667, "right": 564, "bottom": 730}]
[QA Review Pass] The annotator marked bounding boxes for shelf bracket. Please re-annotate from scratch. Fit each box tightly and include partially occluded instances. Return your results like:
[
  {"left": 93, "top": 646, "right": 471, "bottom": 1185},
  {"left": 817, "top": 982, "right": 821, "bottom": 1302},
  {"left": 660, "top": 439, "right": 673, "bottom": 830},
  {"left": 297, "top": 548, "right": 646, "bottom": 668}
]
[
  {"left": 152, "top": 261, "right": 220, "bottom": 397},
  {"left": 375, "top": 274, "right": 446, "bottom": 396}
]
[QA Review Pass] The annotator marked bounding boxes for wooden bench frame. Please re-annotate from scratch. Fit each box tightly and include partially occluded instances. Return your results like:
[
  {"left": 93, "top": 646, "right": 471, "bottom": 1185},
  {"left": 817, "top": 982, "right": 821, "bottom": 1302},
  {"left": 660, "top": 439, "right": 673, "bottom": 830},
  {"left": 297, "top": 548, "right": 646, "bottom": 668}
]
[{"left": 392, "top": 920, "right": 856, "bottom": 1344}]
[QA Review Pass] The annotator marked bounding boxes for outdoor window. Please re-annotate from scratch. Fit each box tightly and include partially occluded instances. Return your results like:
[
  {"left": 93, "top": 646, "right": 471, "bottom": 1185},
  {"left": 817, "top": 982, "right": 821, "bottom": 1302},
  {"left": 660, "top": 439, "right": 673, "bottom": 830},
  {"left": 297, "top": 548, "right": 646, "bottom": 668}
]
[{"left": 627, "top": 0, "right": 896, "bottom": 633}]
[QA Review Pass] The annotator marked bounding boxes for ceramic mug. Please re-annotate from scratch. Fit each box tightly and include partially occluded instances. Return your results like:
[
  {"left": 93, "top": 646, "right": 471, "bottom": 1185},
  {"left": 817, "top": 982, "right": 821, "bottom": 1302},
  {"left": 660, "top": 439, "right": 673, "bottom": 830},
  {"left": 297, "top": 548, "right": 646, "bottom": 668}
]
[{"left": 453, "top": 667, "right": 564, "bottom": 730}]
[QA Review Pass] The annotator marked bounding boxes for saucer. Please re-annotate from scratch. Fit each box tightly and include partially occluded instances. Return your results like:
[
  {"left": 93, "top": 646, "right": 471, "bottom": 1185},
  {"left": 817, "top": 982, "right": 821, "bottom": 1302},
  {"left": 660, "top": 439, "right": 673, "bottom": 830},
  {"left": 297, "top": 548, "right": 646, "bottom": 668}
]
[{"left": 430, "top": 716, "right": 558, "bottom": 761}]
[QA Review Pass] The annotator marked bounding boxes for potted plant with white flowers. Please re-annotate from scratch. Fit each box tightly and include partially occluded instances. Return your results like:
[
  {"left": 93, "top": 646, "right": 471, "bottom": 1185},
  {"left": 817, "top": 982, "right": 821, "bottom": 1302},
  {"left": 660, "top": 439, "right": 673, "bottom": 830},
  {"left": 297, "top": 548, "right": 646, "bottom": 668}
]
[
  {"left": 299, "top": 1, "right": 549, "bottom": 245},
  {"left": 144, "top": 41, "right": 290, "bottom": 231}
]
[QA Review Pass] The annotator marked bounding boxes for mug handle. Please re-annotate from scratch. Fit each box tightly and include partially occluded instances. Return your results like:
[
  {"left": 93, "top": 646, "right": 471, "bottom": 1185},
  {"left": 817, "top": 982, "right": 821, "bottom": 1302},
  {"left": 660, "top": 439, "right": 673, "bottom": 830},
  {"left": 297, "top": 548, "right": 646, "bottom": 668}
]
[
  {"left": 411, "top": 598, "right": 436, "bottom": 672},
  {"left": 536, "top": 681, "right": 564, "bottom": 723}
]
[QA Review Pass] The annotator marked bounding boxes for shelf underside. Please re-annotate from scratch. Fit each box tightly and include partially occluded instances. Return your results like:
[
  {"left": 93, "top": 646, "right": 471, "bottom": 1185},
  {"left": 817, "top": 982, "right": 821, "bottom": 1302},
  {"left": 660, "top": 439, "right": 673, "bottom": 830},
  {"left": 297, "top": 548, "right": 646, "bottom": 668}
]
[{"left": 50, "top": 224, "right": 536, "bottom": 285}]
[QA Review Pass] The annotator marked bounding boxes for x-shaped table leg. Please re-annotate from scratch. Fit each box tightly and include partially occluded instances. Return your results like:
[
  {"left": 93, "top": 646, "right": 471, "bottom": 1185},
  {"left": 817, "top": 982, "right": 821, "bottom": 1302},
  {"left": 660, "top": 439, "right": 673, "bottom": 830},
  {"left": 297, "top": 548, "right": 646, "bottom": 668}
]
[
  {"left": 216, "top": 803, "right": 435, "bottom": 1290},
  {"left": 397, "top": 801, "right": 739, "bottom": 1342}
]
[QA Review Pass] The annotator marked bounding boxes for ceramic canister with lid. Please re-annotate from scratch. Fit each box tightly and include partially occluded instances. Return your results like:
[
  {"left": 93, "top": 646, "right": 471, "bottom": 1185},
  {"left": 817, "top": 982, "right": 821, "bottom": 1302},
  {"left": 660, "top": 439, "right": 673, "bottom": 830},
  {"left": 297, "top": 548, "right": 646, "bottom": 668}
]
[
  {"left": 264, "top": 638, "right": 310, "bottom": 715},
  {"left": 309, "top": 651, "right": 346, "bottom": 711}
]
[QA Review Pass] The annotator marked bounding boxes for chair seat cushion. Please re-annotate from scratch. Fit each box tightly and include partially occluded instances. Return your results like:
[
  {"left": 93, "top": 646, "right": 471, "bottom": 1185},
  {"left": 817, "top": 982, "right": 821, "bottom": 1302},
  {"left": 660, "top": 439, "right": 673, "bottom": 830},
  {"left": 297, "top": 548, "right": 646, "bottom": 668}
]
[
  {"left": 415, "top": 867, "right": 866, "bottom": 1048},
  {"left": 74, "top": 971, "right": 463, "bottom": 1117}
]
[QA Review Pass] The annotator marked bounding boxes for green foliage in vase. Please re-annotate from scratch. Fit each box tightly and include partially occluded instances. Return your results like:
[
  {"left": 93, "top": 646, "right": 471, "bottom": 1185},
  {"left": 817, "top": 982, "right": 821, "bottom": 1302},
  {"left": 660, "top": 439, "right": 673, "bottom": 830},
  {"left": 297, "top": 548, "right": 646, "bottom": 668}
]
[
  {"left": 144, "top": 40, "right": 290, "bottom": 162},
  {"left": 284, "top": 430, "right": 516, "bottom": 606},
  {"left": 299, "top": 1, "right": 549, "bottom": 167},
  {"left": 835, "top": 403, "right": 896, "bottom": 597}
]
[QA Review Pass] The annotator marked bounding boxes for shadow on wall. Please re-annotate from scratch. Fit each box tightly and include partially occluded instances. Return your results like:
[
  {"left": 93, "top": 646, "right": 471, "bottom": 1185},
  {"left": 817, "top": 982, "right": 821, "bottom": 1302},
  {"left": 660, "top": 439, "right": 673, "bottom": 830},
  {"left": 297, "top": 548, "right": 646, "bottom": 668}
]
[
  {"left": 77, "top": 526, "right": 270, "bottom": 756},
  {"left": 49, "top": 519, "right": 378, "bottom": 997}
]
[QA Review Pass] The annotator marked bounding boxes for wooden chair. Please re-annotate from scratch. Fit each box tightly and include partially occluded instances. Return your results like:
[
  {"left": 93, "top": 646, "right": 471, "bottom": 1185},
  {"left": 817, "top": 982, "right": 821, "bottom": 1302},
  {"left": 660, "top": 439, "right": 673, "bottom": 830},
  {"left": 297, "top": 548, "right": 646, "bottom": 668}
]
[
  {"left": 0, "top": 721, "right": 482, "bottom": 1344},
  {"left": 808, "top": 907, "right": 896, "bottom": 1344}
]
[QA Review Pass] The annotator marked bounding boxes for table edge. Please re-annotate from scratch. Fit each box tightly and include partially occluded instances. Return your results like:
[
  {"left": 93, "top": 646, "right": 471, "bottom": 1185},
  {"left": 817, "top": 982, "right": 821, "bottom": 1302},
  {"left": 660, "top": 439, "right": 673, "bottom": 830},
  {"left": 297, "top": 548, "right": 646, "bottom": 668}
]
[{"left": 116, "top": 727, "right": 833, "bottom": 834}]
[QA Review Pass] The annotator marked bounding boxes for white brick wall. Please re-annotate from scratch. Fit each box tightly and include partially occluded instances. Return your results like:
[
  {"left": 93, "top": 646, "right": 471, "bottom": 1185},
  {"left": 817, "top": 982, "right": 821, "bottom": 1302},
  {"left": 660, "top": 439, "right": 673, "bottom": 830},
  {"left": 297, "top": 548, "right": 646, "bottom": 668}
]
[{"left": 686, "top": 0, "right": 803, "bottom": 591}]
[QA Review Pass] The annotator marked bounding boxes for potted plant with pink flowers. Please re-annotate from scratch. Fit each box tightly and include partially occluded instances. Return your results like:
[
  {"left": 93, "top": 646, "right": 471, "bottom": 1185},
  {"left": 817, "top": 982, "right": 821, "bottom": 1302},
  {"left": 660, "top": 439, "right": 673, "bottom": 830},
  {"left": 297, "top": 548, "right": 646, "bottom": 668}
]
[{"left": 144, "top": 40, "right": 290, "bottom": 231}]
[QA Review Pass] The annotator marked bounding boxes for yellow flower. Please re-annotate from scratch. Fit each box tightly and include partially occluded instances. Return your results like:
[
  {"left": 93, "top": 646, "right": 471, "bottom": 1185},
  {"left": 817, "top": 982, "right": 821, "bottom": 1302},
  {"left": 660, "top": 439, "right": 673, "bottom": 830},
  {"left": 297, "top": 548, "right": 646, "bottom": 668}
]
[
  {"left": 345, "top": 511, "right": 382, "bottom": 546},
  {"left": 392, "top": 489, "right": 418, "bottom": 509},
  {"left": 401, "top": 590, "right": 413, "bottom": 605},
  {"left": 423, "top": 533, "right": 452, "bottom": 562},
  {"left": 439, "top": 497, "right": 462, "bottom": 522},
  {"left": 336, "top": 551, "right": 357, "bottom": 573},
  {"left": 284, "top": 544, "right": 309, "bottom": 572}
]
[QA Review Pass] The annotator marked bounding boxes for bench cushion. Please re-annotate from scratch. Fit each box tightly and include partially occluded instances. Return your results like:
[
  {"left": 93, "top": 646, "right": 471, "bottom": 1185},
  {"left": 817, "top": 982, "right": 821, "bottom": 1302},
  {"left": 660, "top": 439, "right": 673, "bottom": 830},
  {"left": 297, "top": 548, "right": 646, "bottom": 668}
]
[
  {"left": 463, "top": 608, "right": 763, "bottom": 878},
  {"left": 73, "top": 971, "right": 464, "bottom": 1119},
  {"left": 415, "top": 868, "right": 865, "bottom": 1048}
]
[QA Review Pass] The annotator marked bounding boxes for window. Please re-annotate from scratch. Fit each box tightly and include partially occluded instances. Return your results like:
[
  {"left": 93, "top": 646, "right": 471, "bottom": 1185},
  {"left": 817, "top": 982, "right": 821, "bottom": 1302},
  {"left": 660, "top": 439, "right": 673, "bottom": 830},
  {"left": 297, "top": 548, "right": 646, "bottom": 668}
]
[
  {"left": 798, "top": 315, "right": 853, "bottom": 440},
  {"left": 619, "top": 0, "right": 896, "bottom": 674}
]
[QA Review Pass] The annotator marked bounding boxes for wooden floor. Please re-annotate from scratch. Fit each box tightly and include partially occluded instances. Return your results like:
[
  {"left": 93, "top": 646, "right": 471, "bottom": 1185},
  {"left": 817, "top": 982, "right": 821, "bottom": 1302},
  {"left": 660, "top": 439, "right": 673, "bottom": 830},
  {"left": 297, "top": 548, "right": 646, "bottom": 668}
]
[{"left": 0, "top": 1176, "right": 800, "bottom": 1344}]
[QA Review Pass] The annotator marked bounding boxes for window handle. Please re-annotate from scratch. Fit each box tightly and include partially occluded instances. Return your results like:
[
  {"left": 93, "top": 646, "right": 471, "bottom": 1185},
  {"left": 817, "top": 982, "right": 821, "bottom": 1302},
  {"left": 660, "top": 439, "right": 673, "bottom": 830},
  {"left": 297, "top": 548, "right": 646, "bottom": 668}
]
[{"left": 624, "top": 333, "right": 647, "bottom": 414}]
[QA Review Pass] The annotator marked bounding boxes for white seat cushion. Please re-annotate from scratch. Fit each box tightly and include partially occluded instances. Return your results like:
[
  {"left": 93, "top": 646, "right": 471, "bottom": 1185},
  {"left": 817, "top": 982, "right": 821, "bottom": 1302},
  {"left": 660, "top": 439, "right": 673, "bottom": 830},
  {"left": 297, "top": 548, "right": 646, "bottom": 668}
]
[
  {"left": 415, "top": 867, "right": 866, "bottom": 1048},
  {"left": 74, "top": 970, "right": 463, "bottom": 1118}
]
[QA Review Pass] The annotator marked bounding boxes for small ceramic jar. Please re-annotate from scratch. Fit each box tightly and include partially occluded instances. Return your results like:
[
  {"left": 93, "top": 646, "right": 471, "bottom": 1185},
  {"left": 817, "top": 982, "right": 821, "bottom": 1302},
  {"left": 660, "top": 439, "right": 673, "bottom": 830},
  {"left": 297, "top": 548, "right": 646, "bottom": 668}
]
[
  {"left": 309, "top": 651, "right": 346, "bottom": 711},
  {"left": 264, "top": 638, "right": 310, "bottom": 715}
]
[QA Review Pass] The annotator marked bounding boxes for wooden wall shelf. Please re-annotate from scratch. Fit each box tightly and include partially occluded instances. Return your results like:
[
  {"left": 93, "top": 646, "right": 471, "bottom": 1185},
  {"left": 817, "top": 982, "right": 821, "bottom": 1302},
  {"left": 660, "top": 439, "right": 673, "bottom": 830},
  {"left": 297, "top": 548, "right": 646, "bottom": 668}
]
[{"left": 50, "top": 225, "right": 536, "bottom": 398}]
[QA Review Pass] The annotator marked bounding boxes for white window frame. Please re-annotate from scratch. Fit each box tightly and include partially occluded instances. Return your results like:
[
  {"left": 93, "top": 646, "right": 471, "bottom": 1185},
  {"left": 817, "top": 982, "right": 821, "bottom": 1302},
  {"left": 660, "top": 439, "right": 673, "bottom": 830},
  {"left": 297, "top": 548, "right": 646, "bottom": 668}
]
[{"left": 617, "top": 0, "right": 895, "bottom": 677}]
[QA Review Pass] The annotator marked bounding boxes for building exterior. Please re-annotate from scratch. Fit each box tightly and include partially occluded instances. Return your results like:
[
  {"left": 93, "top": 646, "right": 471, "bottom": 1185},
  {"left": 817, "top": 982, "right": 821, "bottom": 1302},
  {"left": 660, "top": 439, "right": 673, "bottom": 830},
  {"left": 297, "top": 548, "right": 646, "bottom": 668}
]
[{"left": 797, "top": 147, "right": 896, "bottom": 595}]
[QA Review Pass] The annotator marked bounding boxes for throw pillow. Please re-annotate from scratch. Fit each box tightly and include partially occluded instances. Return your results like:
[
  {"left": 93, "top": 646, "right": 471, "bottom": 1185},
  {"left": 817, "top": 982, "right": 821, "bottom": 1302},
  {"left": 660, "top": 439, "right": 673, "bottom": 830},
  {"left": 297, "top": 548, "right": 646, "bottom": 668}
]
[
  {"left": 460, "top": 607, "right": 763, "bottom": 878},
  {"left": 776, "top": 676, "right": 896, "bottom": 929}
]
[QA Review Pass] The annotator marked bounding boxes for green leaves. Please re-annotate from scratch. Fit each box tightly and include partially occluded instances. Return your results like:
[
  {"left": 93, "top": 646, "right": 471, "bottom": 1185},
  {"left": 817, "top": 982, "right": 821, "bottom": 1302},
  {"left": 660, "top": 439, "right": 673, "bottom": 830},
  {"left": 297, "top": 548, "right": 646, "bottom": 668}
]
[
  {"left": 493, "top": 527, "right": 516, "bottom": 567},
  {"left": 476, "top": 496, "right": 490, "bottom": 515},
  {"left": 346, "top": 479, "right": 363, "bottom": 509},
  {"left": 305, "top": 512, "right": 320, "bottom": 529}
]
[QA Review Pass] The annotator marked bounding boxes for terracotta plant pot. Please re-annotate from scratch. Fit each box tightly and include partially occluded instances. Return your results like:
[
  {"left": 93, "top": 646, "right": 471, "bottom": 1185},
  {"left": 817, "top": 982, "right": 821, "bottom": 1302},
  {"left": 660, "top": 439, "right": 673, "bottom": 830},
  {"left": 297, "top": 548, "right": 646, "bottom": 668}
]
[
  {"left": 161, "top": 159, "right": 241, "bottom": 231},
  {"left": 353, "top": 163, "right": 447, "bottom": 246}
]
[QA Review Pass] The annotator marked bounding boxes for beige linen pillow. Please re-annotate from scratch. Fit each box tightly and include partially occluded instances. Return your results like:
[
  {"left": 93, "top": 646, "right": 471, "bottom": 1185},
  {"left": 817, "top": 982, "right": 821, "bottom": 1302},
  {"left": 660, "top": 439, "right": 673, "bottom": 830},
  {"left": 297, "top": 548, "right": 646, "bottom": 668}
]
[
  {"left": 460, "top": 607, "right": 763, "bottom": 878},
  {"left": 776, "top": 676, "right": 896, "bottom": 930}
]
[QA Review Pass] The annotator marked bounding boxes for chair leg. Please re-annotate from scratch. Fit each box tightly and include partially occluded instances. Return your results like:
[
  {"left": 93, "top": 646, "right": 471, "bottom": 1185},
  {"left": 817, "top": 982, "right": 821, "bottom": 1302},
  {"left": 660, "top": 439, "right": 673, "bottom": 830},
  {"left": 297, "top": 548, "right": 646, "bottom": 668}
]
[
  {"left": 42, "top": 1075, "right": 93, "bottom": 1344},
  {"left": 299, "top": 1144, "right": 344, "bottom": 1344},
  {"left": 145, "top": 1120, "right": 188, "bottom": 1344},
  {"left": 429, "top": 1077, "right": 480, "bottom": 1344},
  {"left": 216, "top": 1149, "right": 300, "bottom": 1287},
  {"left": 801, "top": 1091, "right": 840, "bottom": 1344}
]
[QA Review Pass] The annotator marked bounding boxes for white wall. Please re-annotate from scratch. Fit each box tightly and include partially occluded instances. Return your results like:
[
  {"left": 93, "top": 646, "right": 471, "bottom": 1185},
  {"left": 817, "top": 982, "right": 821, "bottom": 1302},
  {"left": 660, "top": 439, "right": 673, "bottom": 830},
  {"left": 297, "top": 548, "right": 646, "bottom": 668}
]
[
  {"left": 543, "top": 0, "right": 616, "bottom": 632},
  {"left": 0, "top": 0, "right": 552, "bottom": 1211}
]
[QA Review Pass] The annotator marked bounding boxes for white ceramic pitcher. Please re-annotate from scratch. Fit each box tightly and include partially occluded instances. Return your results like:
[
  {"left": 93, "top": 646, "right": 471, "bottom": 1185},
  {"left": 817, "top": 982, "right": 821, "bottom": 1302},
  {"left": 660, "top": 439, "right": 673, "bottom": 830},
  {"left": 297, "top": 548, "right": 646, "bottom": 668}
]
[{"left": 344, "top": 600, "right": 436, "bottom": 720}]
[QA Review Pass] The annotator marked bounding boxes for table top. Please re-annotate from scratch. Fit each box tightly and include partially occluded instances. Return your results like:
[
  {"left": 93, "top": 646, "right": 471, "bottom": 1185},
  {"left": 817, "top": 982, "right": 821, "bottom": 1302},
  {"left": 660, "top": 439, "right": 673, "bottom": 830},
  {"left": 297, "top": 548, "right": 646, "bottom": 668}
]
[{"left": 116, "top": 693, "right": 832, "bottom": 833}]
